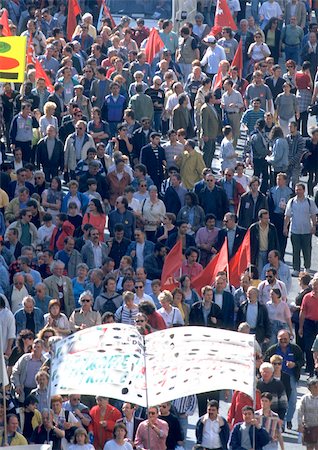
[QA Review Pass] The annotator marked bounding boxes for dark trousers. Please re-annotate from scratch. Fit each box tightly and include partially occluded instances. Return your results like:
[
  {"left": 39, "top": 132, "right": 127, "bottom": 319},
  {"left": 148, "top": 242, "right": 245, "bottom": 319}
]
[
  {"left": 43, "top": 166, "right": 59, "bottom": 182},
  {"left": 203, "top": 138, "right": 216, "bottom": 169},
  {"left": 15, "top": 140, "right": 32, "bottom": 162},
  {"left": 253, "top": 158, "right": 269, "bottom": 194},
  {"left": 308, "top": 169, "right": 318, "bottom": 196},
  {"left": 271, "top": 212, "right": 287, "bottom": 258},
  {"left": 297, "top": 111, "right": 309, "bottom": 137},
  {"left": 291, "top": 233, "right": 312, "bottom": 271},
  {"left": 304, "top": 319, "right": 318, "bottom": 376}
]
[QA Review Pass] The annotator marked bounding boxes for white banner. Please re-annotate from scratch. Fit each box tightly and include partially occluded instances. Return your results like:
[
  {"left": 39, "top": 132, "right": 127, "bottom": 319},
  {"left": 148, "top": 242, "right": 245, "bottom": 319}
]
[{"left": 51, "top": 325, "right": 255, "bottom": 406}]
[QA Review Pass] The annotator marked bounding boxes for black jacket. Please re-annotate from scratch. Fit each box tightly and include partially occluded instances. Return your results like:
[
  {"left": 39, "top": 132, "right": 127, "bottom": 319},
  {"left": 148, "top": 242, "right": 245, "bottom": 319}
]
[
  {"left": 140, "top": 144, "right": 166, "bottom": 190},
  {"left": 263, "top": 342, "right": 305, "bottom": 381},
  {"left": 132, "top": 127, "right": 155, "bottom": 160},
  {"left": 198, "top": 186, "right": 230, "bottom": 220},
  {"left": 265, "top": 76, "right": 285, "bottom": 101},
  {"left": 144, "top": 253, "right": 164, "bottom": 280},
  {"left": 78, "top": 172, "right": 109, "bottom": 200},
  {"left": 236, "top": 300, "right": 271, "bottom": 344},
  {"left": 163, "top": 185, "right": 182, "bottom": 216},
  {"left": 189, "top": 301, "right": 223, "bottom": 327},
  {"left": 238, "top": 192, "right": 268, "bottom": 229},
  {"left": 212, "top": 290, "right": 235, "bottom": 330},
  {"left": 36, "top": 136, "right": 64, "bottom": 170},
  {"left": 47, "top": 93, "right": 66, "bottom": 124},
  {"left": 249, "top": 222, "right": 280, "bottom": 266},
  {"left": 215, "top": 225, "right": 247, "bottom": 258}
]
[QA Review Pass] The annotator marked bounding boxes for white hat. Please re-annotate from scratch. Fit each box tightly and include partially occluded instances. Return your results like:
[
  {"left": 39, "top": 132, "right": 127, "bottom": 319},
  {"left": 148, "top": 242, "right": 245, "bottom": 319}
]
[{"left": 204, "top": 35, "right": 216, "bottom": 44}]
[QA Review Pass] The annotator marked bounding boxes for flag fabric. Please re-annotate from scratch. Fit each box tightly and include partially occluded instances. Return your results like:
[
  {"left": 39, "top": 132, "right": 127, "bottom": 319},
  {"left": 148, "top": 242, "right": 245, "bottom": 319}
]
[
  {"left": 51, "top": 324, "right": 255, "bottom": 405},
  {"left": 161, "top": 240, "right": 182, "bottom": 290},
  {"left": 66, "top": 0, "right": 81, "bottom": 41},
  {"left": 145, "top": 28, "right": 164, "bottom": 63},
  {"left": 231, "top": 39, "right": 243, "bottom": 77},
  {"left": 0, "top": 9, "right": 12, "bottom": 37},
  {"left": 97, "top": 0, "right": 116, "bottom": 30},
  {"left": 27, "top": 35, "right": 54, "bottom": 93},
  {"left": 228, "top": 229, "right": 251, "bottom": 287},
  {"left": 191, "top": 239, "right": 228, "bottom": 294},
  {"left": 211, "top": 0, "right": 237, "bottom": 36},
  {"left": 213, "top": 65, "right": 223, "bottom": 91}
]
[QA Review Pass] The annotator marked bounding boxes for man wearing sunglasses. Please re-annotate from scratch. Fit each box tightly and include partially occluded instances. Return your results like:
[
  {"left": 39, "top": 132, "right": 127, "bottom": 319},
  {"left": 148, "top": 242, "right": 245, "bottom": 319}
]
[
  {"left": 135, "top": 406, "right": 168, "bottom": 450},
  {"left": 69, "top": 290, "right": 101, "bottom": 333}
]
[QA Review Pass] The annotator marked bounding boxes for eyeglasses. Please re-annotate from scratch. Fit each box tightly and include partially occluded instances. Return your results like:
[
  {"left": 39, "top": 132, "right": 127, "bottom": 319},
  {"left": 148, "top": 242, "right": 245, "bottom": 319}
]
[
  {"left": 135, "top": 319, "right": 145, "bottom": 323},
  {"left": 75, "top": 114, "right": 83, "bottom": 117},
  {"left": 148, "top": 412, "right": 156, "bottom": 415},
  {"left": 81, "top": 299, "right": 91, "bottom": 303},
  {"left": 76, "top": 127, "right": 84, "bottom": 130},
  {"left": 135, "top": 285, "right": 143, "bottom": 289},
  {"left": 35, "top": 176, "right": 43, "bottom": 179},
  {"left": 142, "top": 121, "right": 151, "bottom": 124},
  {"left": 139, "top": 184, "right": 147, "bottom": 187},
  {"left": 266, "top": 275, "right": 273, "bottom": 279},
  {"left": 273, "top": 362, "right": 282, "bottom": 365}
]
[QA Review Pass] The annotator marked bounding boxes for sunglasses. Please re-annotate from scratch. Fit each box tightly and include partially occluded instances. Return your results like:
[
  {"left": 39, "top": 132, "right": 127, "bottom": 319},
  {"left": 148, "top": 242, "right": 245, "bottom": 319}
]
[
  {"left": 135, "top": 286, "right": 143, "bottom": 289},
  {"left": 148, "top": 412, "right": 156, "bottom": 415},
  {"left": 81, "top": 299, "right": 91, "bottom": 303},
  {"left": 273, "top": 362, "right": 282, "bottom": 365},
  {"left": 135, "top": 319, "right": 145, "bottom": 323}
]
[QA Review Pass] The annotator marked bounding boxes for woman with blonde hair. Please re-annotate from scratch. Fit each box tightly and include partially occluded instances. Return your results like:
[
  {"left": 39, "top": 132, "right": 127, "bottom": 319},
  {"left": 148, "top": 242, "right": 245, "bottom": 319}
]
[
  {"left": 39, "top": 102, "right": 58, "bottom": 137},
  {"left": 69, "top": 428, "right": 95, "bottom": 450},
  {"left": 158, "top": 290, "right": 184, "bottom": 328}
]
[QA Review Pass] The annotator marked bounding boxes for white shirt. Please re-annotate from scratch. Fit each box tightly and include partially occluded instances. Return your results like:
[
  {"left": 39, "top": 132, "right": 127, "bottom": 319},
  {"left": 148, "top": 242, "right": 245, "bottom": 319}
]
[
  {"left": 133, "top": 293, "right": 155, "bottom": 306},
  {"left": 11, "top": 285, "right": 29, "bottom": 314},
  {"left": 157, "top": 306, "right": 184, "bottom": 327},
  {"left": 227, "top": 0, "right": 241, "bottom": 14},
  {"left": 0, "top": 307, "right": 16, "bottom": 347},
  {"left": 37, "top": 224, "right": 56, "bottom": 245},
  {"left": 200, "top": 45, "right": 227, "bottom": 74},
  {"left": 91, "top": 242, "right": 102, "bottom": 268},
  {"left": 214, "top": 292, "right": 223, "bottom": 309},
  {"left": 259, "top": 1, "right": 282, "bottom": 19},
  {"left": 136, "top": 242, "right": 145, "bottom": 268},
  {"left": 201, "top": 417, "right": 222, "bottom": 448}
]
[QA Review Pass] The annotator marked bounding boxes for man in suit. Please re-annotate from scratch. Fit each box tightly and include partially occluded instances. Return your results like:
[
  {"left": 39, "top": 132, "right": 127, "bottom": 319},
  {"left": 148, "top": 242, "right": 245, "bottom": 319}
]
[
  {"left": 265, "top": 65, "right": 285, "bottom": 103},
  {"left": 249, "top": 209, "right": 280, "bottom": 276},
  {"left": 47, "top": 83, "right": 66, "bottom": 125},
  {"left": 200, "top": 92, "right": 221, "bottom": 169},
  {"left": 301, "top": 31, "right": 318, "bottom": 80},
  {"left": 36, "top": 125, "right": 64, "bottom": 181},
  {"left": 212, "top": 275, "right": 235, "bottom": 329},
  {"left": 140, "top": 132, "right": 166, "bottom": 190},
  {"left": 43, "top": 260, "right": 75, "bottom": 317},
  {"left": 126, "top": 229, "right": 155, "bottom": 270},
  {"left": 90, "top": 67, "right": 111, "bottom": 108},
  {"left": 215, "top": 212, "right": 246, "bottom": 259},
  {"left": 131, "top": 118, "right": 155, "bottom": 163},
  {"left": 163, "top": 173, "right": 187, "bottom": 217},
  {"left": 81, "top": 227, "right": 109, "bottom": 270},
  {"left": 284, "top": 0, "right": 306, "bottom": 28},
  {"left": 117, "top": 402, "right": 144, "bottom": 444}
]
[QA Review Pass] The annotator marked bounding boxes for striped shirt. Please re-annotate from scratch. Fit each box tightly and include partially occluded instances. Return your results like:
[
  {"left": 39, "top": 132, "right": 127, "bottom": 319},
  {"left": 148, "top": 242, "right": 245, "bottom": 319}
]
[
  {"left": 241, "top": 108, "right": 265, "bottom": 135},
  {"left": 115, "top": 305, "right": 139, "bottom": 324},
  {"left": 255, "top": 409, "right": 281, "bottom": 440}
]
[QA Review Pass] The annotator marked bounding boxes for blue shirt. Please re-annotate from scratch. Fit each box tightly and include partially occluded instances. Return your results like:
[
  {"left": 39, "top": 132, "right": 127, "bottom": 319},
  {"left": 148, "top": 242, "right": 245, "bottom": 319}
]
[{"left": 275, "top": 344, "right": 295, "bottom": 377}]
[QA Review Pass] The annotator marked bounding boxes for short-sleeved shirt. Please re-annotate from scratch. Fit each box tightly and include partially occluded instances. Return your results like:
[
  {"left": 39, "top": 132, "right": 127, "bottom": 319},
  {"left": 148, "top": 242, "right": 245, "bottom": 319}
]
[
  {"left": 285, "top": 196, "right": 318, "bottom": 234},
  {"left": 300, "top": 292, "right": 318, "bottom": 322}
]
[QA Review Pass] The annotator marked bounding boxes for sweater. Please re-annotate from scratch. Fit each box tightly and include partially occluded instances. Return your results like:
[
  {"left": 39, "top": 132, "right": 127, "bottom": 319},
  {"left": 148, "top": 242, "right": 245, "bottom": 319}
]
[{"left": 256, "top": 378, "right": 288, "bottom": 420}]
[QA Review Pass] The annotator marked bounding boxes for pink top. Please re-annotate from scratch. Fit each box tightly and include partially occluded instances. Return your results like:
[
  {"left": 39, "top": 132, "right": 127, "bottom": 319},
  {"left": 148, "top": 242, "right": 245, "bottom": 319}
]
[{"left": 266, "top": 300, "right": 291, "bottom": 323}]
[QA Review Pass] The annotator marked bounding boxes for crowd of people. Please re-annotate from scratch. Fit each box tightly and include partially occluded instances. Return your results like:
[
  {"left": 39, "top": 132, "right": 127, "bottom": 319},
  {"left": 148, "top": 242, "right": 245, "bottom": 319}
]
[{"left": 1, "top": 0, "right": 318, "bottom": 448}]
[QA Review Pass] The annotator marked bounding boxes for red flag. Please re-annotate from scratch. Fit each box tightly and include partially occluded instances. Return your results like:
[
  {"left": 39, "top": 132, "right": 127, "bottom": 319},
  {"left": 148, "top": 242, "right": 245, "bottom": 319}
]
[
  {"left": 161, "top": 240, "right": 182, "bottom": 291},
  {"left": 211, "top": 0, "right": 237, "bottom": 36},
  {"left": 231, "top": 39, "right": 243, "bottom": 77},
  {"left": 145, "top": 28, "right": 164, "bottom": 64},
  {"left": 102, "top": 0, "right": 116, "bottom": 29},
  {"left": 26, "top": 35, "right": 36, "bottom": 66},
  {"left": 228, "top": 229, "right": 251, "bottom": 287},
  {"left": 0, "top": 9, "right": 12, "bottom": 36},
  {"left": 66, "top": 0, "right": 81, "bottom": 41},
  {"left": 35, "top": 59, "right": 54, "bottom": 93},
  {"left": 191, "top": 239, "right": 228, "bottom": 295},
  {"left": 213, "top": 66, "right": 223, "bottom": 91},
  {"left": 27, "top": 35, "right": 54, "bottom": 93}
]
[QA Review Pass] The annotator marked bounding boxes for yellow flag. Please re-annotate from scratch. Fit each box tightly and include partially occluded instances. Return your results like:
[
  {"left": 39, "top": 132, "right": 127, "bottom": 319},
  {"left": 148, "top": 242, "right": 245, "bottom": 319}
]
[{"left": 0, "top": 36, "right": 26, "bottom": 82}]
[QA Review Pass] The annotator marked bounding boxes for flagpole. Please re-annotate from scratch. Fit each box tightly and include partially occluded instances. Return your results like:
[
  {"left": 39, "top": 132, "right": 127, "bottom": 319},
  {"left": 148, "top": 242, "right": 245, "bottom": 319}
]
[
  {"left": 141, "top": 333, "right": 152, "bottom": 450},
  {"left": 0, "top": 332, "right": 8, "bottom": 446}
]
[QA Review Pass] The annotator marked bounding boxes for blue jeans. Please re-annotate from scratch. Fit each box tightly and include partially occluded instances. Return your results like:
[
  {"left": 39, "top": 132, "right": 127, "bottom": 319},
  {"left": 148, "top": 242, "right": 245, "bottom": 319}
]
[
  {"left": 285, "top": 374, "right": 297, "bottom": 422},
  {"left": 251, "top": 0, "right": 260, "bottom": 21},
  {"left": 284, "top": 45, "right": 301, "bottom": 66},
  {"left": 269, "top": 320, "right": 288, "bottom": 346},
  {"left": 153, "top": 110, "right": 162, "bottom": 132}
]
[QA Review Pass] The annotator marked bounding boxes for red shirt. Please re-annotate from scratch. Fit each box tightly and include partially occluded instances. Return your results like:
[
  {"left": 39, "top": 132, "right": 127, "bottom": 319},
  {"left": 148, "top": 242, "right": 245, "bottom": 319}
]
[{"left": 301, "top": 291, "right": 318, "bottom": 321}]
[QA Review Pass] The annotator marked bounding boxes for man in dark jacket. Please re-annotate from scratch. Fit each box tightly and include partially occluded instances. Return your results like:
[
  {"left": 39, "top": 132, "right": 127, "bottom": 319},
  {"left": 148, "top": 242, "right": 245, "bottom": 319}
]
[
  {"left": 140, "top": 132, "right": 166, "bottom": 190},
  {"left": 256, "top": 363, "right": 288, "bottom": 420},
  {"left": 249, "top": 209, "right": 279, "bottom": 275},
  {"left": 144, "top": 243, "right": 167, "bottom": 280},
  {"left": 236, "top": 286, "right": 271, "bottom": 346},
  {"left": 238, "top": 176, "right": 268, "bottom": 229},
  {"left": 78, "top": 161, "right": 109, "bottom": 202},
  {"left": 189, "top": 285, "right": 223, "bottom": 327},
  {"left": 212, "top": 275, "right": 235, "bottom": 329},
  {"left": 215, "top": 212, "right": 246, "bottom": 259},
  {"left": 250, "top": 119, "right": 270, "bottom": 194},
  {"left": 163, "top": 173, "right": 187, "bottom": 217},
  {"left": 131, "top": 118, "right": 155, "bottom": 162},
  {"left": 263, "top": 329, "right": 304, "bottom": 429},
  {"left": 229, "top": 405, "right": 271, "bottom": 450},
  {"left": 198, "top": 174, "right": 230, "bottom": 227},
  {"left": 36, "top": 125, "right": 64, "bottom": 181},
  {"left": 196, "top": 400, "right": 230, "bottom": 450}
]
